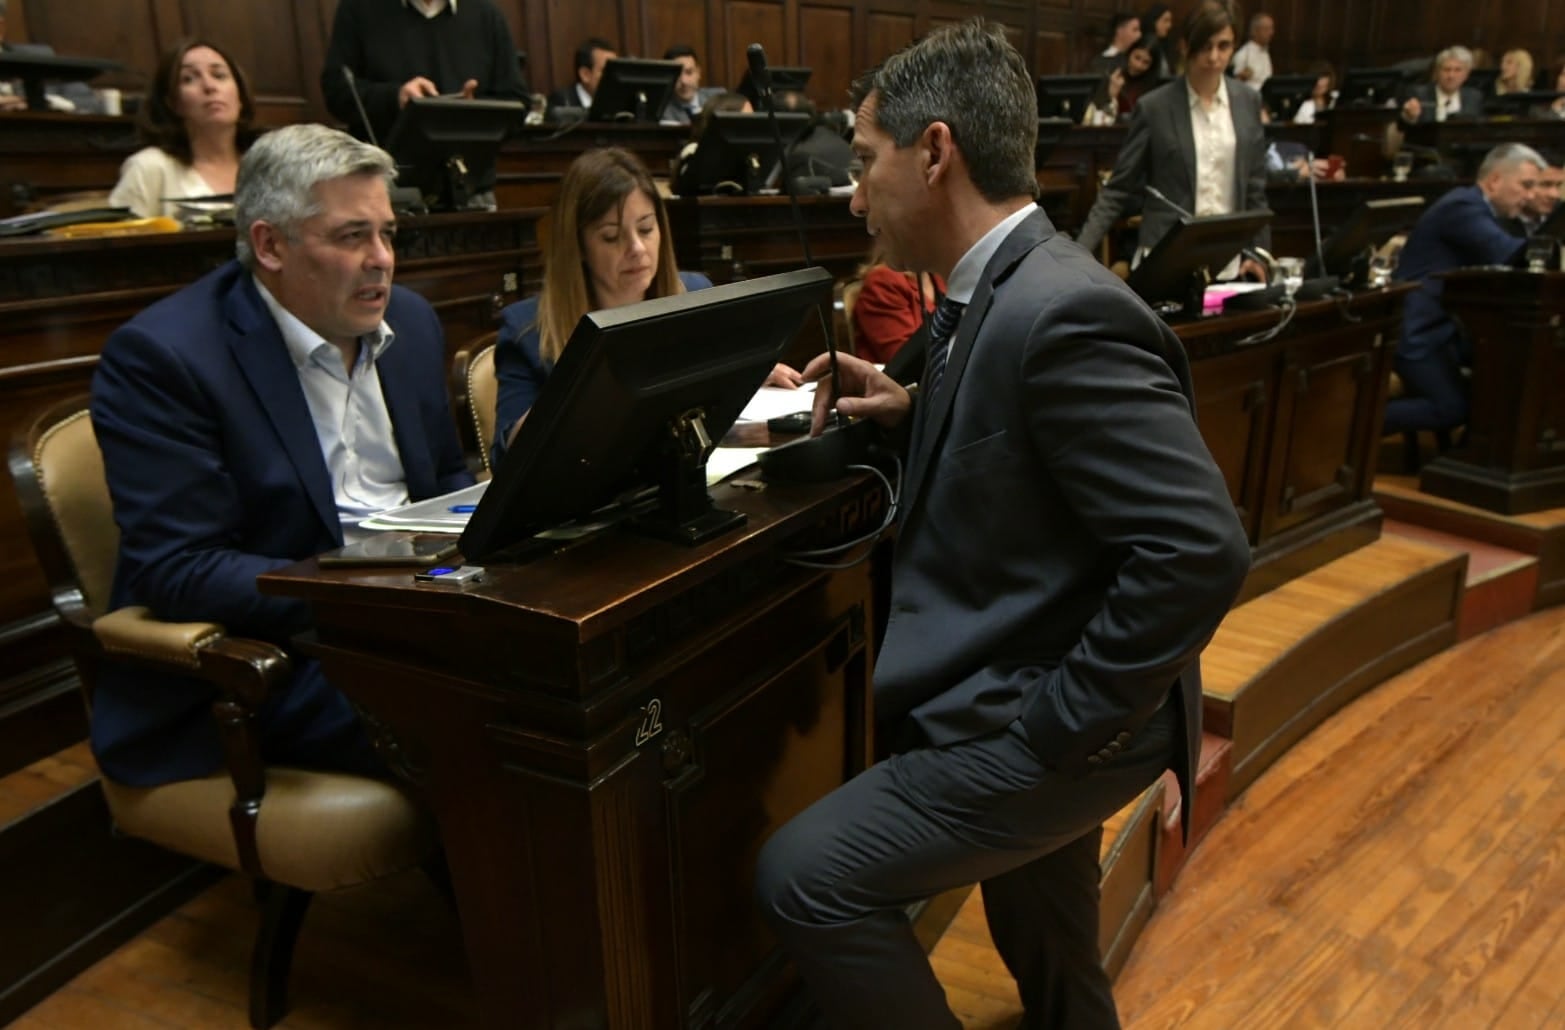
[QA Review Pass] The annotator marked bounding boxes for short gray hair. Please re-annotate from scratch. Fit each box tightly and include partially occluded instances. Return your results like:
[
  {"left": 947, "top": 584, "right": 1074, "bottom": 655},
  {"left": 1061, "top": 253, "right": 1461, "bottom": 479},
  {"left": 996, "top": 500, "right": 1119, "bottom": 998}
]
[
  {"left": 1478, "top": 142, "right": 1546, "bottom": 180},
  {"left": 234, "top": 123, "right": 396, "bottom": 268},
  {"left": 1436, "top": 46, "right": 1474, "bottom": 70},
  {"left": 850, "top": 19, "right": 1038, "bottom": 204}
]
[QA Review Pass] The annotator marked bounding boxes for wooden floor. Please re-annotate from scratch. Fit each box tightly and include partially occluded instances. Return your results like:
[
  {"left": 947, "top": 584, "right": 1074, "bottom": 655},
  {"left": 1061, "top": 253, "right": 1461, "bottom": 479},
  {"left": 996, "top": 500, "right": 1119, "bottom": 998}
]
[
  {"left": 12, "top": 606, "right": 1565, "bottom": 1029},
  {"left": 933, "top": 604, "right": 1565, "bottom": 1030}
]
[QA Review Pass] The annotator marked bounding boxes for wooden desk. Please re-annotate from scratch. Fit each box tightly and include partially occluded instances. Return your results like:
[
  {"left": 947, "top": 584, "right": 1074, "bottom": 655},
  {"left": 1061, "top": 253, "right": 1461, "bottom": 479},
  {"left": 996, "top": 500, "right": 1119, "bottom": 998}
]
[
  {"left": 496, "top": 123, "right": 690, "bottom": 209},
  {"left": 259, "top": 473, "right": 884, "bottom": 1030},
  {"left": 0, "top": 209, "right": 541, "bottom": 771},
  {"left": 0, "top": 112, "right": 138, "bottom": 216},
  {"left": 666, "top": 193, "right": 867, "bottom": 286},
  {"left": 1182, "top": 285, "right": 1412, "bottom": 599},
  {"left": 1419, "top": 270, "right": 1565, "bottom": 514},
  {"left": 1406, "top": 118, "right": 1565, "bottom": 178}
]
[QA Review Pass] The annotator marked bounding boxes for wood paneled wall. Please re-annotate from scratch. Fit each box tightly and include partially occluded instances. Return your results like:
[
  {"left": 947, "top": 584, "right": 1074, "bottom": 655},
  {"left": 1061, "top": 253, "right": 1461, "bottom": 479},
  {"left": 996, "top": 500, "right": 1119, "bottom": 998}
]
[{"left": 12, "top": 1, "right": 1565, "bottom": 128}]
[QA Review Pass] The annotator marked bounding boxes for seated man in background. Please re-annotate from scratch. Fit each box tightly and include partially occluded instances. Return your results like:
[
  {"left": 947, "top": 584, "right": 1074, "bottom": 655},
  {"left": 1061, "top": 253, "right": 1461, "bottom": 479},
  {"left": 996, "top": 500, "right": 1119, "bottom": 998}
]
[
  {"left": 1087, "top": 12, "right": 1141, "bottom": 75},
  {"left": 1401, "top": 46, "right": 1484, "bottom": 123},
  {"left": 547, "top": 36, "right": 616, "bottom": 112},
  {"left": 775, "top": 89, "right": 854, "bottom": 188},
  {"left": 1386, "top": 142, "right": 1541, "bottom": 437},
  {"left": 1519, "top": 151, "right": 1563, "bottom": 233},
  {"left": 90, "top": 124, "right": 473, "bottom": 786},
  {"left": 1230, "top": 11, "right": 1274, "bottom": 89},
  {"left": 320, "top": 0, "right": 526, "bottom": 147},
  {"left": 660, "top": 44, "right": 720, "bottom": 124}
]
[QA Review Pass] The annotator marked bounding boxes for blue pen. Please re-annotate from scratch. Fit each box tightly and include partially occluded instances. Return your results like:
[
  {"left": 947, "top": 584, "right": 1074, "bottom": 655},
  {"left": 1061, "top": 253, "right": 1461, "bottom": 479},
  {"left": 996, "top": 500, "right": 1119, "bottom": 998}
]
[{"left": 449, "top": 504, "right": 477, "bottom": 513}]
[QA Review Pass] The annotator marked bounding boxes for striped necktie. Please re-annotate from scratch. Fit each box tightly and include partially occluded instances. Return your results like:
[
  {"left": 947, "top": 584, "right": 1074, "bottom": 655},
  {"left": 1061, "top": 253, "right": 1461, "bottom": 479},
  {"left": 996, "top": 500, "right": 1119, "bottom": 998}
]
[{"left": 925, "top": 295, "right": 966, "bottom": 394}]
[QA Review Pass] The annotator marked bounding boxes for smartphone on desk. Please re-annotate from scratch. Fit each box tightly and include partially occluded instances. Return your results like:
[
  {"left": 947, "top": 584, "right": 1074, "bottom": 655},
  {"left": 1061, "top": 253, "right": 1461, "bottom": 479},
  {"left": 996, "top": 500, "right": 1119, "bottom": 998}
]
[{"left": 317, "top": 533, "right": 459, "bottom": 568}]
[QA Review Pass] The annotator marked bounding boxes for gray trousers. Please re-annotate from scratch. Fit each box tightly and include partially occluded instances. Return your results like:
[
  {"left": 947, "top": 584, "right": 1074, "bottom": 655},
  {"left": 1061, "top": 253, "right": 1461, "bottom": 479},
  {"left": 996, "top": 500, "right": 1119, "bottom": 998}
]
[{"left": 755, "top": 698, "right": 1176, "bottom": 1029}]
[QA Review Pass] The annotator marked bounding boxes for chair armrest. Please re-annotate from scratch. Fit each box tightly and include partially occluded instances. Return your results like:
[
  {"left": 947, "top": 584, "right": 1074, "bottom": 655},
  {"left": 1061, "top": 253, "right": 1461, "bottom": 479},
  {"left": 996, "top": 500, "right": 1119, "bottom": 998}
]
[
  {"left": 93, "top": 605, "right": 295, "bottom": 880},
  {"left": 94, "top": 605, "right": 224, "bottom": 670}
]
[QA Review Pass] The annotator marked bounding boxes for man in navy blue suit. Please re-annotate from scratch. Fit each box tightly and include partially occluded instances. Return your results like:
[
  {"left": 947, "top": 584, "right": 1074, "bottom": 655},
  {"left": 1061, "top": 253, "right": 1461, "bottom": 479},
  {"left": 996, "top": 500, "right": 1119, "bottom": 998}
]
[
  {"left": 1386, "top": 142, "right": 1541, "bottom": 435},
  {"left": 90, "top": 123, "right": 473, "bottom": 787}
]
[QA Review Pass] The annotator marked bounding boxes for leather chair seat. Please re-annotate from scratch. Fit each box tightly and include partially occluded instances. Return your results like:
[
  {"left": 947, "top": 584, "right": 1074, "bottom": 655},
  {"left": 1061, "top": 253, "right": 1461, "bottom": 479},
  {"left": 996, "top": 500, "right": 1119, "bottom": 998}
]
[{"left": 101, "top": 770, "right": 435, "bottom": 893}]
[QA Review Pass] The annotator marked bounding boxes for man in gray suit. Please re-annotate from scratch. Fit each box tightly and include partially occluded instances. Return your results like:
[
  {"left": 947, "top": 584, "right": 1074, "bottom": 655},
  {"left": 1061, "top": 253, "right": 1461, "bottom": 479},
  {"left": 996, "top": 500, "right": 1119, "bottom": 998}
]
[
  {"left": 759, "top": 16, "right": 1250, "bottom": 1030},
  {"left": 1075, "top": 1, "right": 1269, "bottom": 276}
]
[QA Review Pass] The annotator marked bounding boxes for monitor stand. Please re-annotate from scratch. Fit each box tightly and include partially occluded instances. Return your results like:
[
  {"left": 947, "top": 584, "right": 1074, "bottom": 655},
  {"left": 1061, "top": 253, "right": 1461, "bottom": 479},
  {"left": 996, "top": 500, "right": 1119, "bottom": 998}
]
[{"left": 632, "top": 409, "right": 747, "bottom": 545}]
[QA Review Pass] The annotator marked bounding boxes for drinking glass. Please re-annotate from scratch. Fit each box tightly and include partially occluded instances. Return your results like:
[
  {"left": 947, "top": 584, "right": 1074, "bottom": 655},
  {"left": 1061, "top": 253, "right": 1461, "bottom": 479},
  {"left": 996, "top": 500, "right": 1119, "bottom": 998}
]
[
  {"left": 1391, "top": 151, "right": 1413, "bottom": 182},
  {"left": 1278, "top": 257, "right": 1305, "bottom": 298}
]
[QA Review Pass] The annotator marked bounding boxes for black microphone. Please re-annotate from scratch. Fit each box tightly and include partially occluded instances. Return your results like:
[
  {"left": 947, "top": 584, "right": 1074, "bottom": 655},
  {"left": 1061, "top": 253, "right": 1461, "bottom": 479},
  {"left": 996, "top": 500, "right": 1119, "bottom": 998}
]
[
  {"left": 746, "top": 43, "right": 773, "bottom": 102},
  {"left": 746, "top": 44, "right": 868, "bottom": 481},
  {"left": 341, "top": 65, "right": 381, "bottom": 149},
  {"left": 1145, "top": 184, "right": 1196, "bottom": 220}
]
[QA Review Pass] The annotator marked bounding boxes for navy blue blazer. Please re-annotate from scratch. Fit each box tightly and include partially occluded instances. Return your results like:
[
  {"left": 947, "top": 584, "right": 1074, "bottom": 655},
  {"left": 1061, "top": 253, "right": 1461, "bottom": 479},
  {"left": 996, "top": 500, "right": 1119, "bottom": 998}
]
[
  {"left": 491, "top": 270, "right": 713, "bottom": 464},
  {"left": 1394, "top": 185, "right": 1525, "bottom": 363},
  {"left": 89, "top": 261, "right": 472, "bottom": 785},
  {"left": 1402, "top": 83, "right": 1485, "bottom": 123}
]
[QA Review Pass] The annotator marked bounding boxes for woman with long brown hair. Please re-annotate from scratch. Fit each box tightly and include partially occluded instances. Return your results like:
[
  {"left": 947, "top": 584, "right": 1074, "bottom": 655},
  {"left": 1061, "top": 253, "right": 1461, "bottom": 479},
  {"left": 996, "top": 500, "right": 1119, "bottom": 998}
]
[{"left": 108, "top": 39, "right": 259, "bottom": 219}]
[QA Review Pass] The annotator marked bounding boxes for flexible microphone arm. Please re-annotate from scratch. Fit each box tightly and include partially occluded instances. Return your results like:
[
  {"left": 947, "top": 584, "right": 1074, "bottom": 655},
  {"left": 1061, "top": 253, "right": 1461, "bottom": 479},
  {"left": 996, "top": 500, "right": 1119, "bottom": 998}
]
[
  {"left": 1145, "top": 184, "right": 1195, "bottom": 220},
  {"left": 341, "top": 65, "right": 381, "bottom": 148},
  {"left": 747, "top": 42, "right": 838, "bottom": 407}
]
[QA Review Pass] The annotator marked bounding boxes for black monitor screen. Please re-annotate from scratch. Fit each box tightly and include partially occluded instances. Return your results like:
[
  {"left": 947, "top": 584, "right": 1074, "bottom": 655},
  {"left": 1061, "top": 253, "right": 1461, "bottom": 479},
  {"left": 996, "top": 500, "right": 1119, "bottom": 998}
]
[
  {"left": 589, "top": 58, "right": 683, "bottom": 122},
  {"left": 1484, "top": 90, "right": 1565, "bottom": 118},
  {"left": 1035, "top": 117, "right": 1072, "bottom": 169},
  {"left": 1126, "top": 210, "right": 1274, "bottom": 310},
  {"left": 1338, "top": 68, "right": 1403, "bottom": 108},
  {"left": 1262, "top": 74, "right": 1319, "bottom": 122},
  {"left": 679, "top": 111, "right": 812, "bottom": 195},
  {"left": 1036, "top": 75, "right": 1101, "bottom": 122},
  {"left": 736, "top": 66, "right": 812, "bottom": 107},
  {"left": 1465, "top": 68, "right": 1499, "bottom": 96},
  {"left": 385, "top": 97, "right": 524, "bottom": 210},
  {"left": 1305, "top": 196, "right": 1425, "bottom": 279},
  {"left": 460, "top": 267, "right": 834, "bottom": 560}
]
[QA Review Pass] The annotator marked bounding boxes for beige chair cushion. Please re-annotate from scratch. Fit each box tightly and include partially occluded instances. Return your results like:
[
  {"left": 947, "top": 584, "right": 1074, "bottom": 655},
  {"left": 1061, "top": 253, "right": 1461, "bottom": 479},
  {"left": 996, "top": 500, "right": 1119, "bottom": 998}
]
[
  {"left": 467, "top": 343, "right": 498, "bottom": 471},
  {"left": 101, "top": 769, "right": 435, "bottom": 893},
  {"left": 34, "top": 409, "right": 118, "bottom": 617},
  {"left": 95, "top": 605, "right": 223, "bottom": 670}
]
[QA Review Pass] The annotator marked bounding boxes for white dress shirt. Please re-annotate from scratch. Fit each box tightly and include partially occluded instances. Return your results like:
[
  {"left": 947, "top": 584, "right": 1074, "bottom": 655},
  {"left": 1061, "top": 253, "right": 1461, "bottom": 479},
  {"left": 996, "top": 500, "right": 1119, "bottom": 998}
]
[
  {"left": 404, "top": 0, "right": 453, "bottom": 16},
  {"left": 254, "top": 281, "right": 409, "bottom": 541},
  {"left": 1189, "top": 78, "right": 1237, "bottom": 219},
  {"left": 1435, "top": 89, "right": 1462, "bottom": 121},
  {"left": 1232, "top": 42, "right": 1272, "bottom": 89}
]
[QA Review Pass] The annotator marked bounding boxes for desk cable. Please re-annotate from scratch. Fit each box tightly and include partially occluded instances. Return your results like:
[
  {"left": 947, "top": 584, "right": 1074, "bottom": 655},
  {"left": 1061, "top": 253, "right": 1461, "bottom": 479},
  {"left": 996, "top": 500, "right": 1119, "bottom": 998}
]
[
  {"left": 782, "top": 454, "right": 902, "bottom": 571},
  {"left": 1235, "top": 297, "right": 1299, "bottom": 347}
]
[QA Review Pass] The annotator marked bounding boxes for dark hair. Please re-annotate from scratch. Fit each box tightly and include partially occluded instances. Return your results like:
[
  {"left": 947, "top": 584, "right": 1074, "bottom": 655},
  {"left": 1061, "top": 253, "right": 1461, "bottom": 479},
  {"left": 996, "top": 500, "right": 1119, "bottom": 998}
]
[
  {"left": 1109, "top": 11, "right": 1139, "bottom": 37},
  {"left": 139, "top": 39, "right": 258, "bottom": 165},
  {"left": 688, "top": 90, "right": 752, "bottom": 142},
  {"left": 663, "top": 44, "right": 697, "bottom": 62},
  {"left": 1184, "top": 1, "right": 1238, "bottom": 60},
  {"left": 1139, "top": 3, "right": 1172, "bottom": 34},
  {"left": 849, "top": 19, "right": 1038, "bottom": 203},
  {"left": 775, "top": 89, "right": 818, "bottom": 117},
  {"left": 574, "top": 37, "right": 615, "bottom": 72}
]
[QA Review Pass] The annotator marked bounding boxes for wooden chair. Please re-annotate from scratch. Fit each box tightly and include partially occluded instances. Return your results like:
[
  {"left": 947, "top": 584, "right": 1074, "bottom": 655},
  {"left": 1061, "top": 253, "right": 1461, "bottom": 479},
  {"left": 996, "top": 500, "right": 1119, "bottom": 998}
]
[
  {"left": 451, "top": 332, "right": 499, "bottom": 474},
  {"left": 9, "top": 397, "right": 437, "bottom": 1029}
]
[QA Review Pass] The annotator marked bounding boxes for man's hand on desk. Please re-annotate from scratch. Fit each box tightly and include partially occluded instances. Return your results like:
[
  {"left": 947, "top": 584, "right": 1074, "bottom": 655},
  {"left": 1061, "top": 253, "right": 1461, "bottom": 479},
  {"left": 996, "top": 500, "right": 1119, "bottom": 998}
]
[
  {"left": 765, "top": 363, "right": 804, "bottom": 388},
  {"left": 802, "top": 352, "right": 910, "bottom": 433},
  {"left": 399, "top": 76, "right": 440, "bottom": 106}
]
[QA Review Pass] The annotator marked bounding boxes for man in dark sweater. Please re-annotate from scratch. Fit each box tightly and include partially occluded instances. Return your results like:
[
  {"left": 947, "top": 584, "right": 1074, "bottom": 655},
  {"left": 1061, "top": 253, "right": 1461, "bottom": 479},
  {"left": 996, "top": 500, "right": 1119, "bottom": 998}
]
[{"left": 321, "top": 0, "right": 525, "bottom": 165}]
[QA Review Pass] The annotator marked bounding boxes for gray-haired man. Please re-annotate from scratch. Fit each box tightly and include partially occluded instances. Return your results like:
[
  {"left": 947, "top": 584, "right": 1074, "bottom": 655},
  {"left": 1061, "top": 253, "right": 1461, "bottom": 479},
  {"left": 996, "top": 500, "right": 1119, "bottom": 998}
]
[{"left": 89, "top": 124, "right": 472, "bottom": 787}]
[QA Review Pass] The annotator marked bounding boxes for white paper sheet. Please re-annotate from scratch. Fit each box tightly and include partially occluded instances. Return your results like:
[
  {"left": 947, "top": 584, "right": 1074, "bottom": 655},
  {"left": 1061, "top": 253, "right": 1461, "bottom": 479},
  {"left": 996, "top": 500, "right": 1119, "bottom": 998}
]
[{"left": 738, "top": 382, "right": 815, "bottom": 422}]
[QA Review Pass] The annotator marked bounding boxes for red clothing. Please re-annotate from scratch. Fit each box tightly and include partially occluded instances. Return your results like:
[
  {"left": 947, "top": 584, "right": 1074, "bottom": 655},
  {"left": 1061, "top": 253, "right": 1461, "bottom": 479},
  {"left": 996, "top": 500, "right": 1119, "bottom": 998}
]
[{"left": 852, "top": 267, "right": 946, "bottom": 364}]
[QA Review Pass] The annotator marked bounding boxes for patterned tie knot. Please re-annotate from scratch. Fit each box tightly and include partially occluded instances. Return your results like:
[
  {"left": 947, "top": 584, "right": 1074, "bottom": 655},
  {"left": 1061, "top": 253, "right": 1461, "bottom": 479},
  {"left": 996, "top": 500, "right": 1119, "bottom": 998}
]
[{"left": 925, "top": 295, "right": 966, "bottom": 394}]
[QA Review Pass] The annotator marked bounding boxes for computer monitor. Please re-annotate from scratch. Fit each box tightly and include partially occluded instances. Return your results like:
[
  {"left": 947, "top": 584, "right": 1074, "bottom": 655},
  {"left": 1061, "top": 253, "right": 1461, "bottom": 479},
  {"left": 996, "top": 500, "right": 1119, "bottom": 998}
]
[
  {"left": 735, "top": 66, "right": 812, "bottom": 107},
  {"left": 678, "top": 111, "right": 812, "bottom": 195},
  {"left": 1464, "top": 68, "right": 1499, "bottom": 96},
  {"left": 1262, "top": 74, "right": 1319, "bottom": 122},
  {"left": 588, "top": 58, "right": 683, "bottom": 122},
  {"left": 1035, "top": 118, "right": 1073, "bottom": 169},
  {"left": 1484, "top": 90, "right": 1565, "bottom": 118},
  {"left": 1303, "top": 196, "right": 1425, "bottom": 282},
  {"left": 1036, "top": 75, "right": 1101, "bottom": 122},
  {"left": 459, "top": 267, "right": 834, "bottom": 559},
  {"left": 1338, "top": 68, "right": 1404, "bottom": 108},
  {"left": 1126, "top": 210, "right": 1275, "bottom": 318},
  {"left": 384, "top": 97, "right": 525, "bottom": 210}
]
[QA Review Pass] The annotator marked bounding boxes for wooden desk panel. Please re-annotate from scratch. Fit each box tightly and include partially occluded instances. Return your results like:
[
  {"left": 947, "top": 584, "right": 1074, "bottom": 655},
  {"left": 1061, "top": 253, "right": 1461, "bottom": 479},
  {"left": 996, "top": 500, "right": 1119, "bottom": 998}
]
[
  {"left": 495, "top": 123, "right": 690, "bottom": 209},
  {"left": 0, "top": 112, "right": 138, "bottom": 217},
  {"left": 1181, "top": 285, "right": 1410, "bottom": 599},
  {"left": 0, "top": 209, "right": 541, "bottom": 765},
  {"left": 260, "top": 474, "right": 882, "bottom": 1029},
  {"left": 1420, "top": 270, "right": 1565, "bottom": 513}
]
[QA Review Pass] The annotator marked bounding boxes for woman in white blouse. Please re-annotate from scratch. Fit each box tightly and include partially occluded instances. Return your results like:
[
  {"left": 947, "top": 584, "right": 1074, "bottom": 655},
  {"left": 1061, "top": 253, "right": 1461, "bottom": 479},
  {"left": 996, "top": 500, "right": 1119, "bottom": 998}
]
[{"left": 109, "top": 40, "right": 258, "bottom": 220}]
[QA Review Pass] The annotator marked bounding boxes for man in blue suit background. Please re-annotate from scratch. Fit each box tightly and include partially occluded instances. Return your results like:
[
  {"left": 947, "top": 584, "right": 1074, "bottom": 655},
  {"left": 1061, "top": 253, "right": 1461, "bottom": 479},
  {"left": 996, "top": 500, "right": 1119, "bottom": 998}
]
[
  {"left": 90, "top": 123, "right": 473, "bottom": 787},
  {"left": 1386, "top": 142, "right": 1541, "bottom": 436}
]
